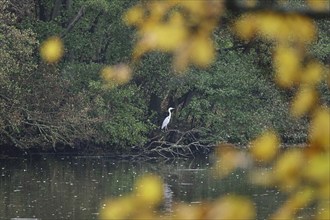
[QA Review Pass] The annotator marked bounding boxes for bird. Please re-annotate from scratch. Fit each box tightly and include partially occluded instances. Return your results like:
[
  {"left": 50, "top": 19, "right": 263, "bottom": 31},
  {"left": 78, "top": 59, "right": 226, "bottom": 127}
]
[{"left": 161, "top": 107, "right": 175, "bottom": 131}]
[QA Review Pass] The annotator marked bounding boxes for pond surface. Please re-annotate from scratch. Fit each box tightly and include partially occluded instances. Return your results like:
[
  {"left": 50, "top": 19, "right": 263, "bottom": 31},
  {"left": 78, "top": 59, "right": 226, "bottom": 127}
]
[{"left": 0, "top": 155, "right": 288, "bottom": 219}]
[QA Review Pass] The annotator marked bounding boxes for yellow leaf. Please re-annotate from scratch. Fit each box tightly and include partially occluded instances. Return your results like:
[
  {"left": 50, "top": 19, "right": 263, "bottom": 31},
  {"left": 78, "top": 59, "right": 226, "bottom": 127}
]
[
  {"left": 317, "top": 182, "right": 330, "bottom": 200},
  {"left": 123, "top": 5, "right": 144, "bottom": 26},
  {"left": 134, "top": 174, "right": 164, "bottom": 207},
  {"left": 156, "top": 25, "right": 187, "bottom": 51},
  {"left": 214, "top": 144, "right": 251, "bottom": 178},
  {"left": 291, "top": 86, "right": 317, "bottom": 117},
  {"left": 101, "top": 64, "right": 132, "bottom": 85},
  {"left": 300, "top": 61, "right": 324, "bottom": 85},
  {"left": 233, "top": 14, "right": 257, "bottom": 41},
  {"left": 303, "top": 154, "right": 330, "bottom": 184},
  {"left": 206, "top": 195, "right": 255, "bottom": 219},
  {"left": 288, "top": 14, "right": 316, "bottom": 43},
  {"left": 316, "top": 201, "right": 330, "bottom": 220},
  {"left": 133, "top": 212, "right": 156, "bottom": 220},
  {"left": 149, "top": 1, "right": 169, "bottom": 21},
  {"left": 101, "top": 66, "right": 113, "bottom": 81},
  {"left": 235, "top": 12, "right": 315, "bottom": 44},
  {"left": 257, "top": 12, "right": 287, "bottom": 41},
  {"left": 249, "top": 169, "right": 274, "bottom": 186},
  {"left": 173, "top": 45, "right": 190, "bottom": 73},
  {"left": 271, "top": 187, "right": 314, "bottom": 219},
  {"left": 180, "top": 1, "right": 205, "bottom": 17},
  {"left": 287, "top": 186, "right": 315, "bottom": 209},
  {"left": 274, "top": 149, "right": 305, "bottom": 191},
  {"left": 157, "top": 13, "right": 187, "bottom": 51},
  {"left": 190, "top": 36, "right": 215, "bottom": 67},
  {"left": 307, "top": 0, "right": 330, "bottom": 11},
  {"left": 242, "top": 0, "right": 257, "bottom": 8},
  {"left": 132, "top": 39, "right": 153, "bottom": 60},
  {"left": 173, "top": 203, "right": 203, "bottom": 220},
  {"left": 40, "top": 36, "right": 64, "bottom": 63},
  {"left": 249, "top": 130, "right": 280, "bottom": 162},
  {"left": 274, "top": 46, "right": 301, "bottom": 88},
  {"left": 139, "top": 13, "right": 187, "bottom": 52},
  {"left": 309, "top": 108, "right": 330, "bottom": 150},
  {"left": 99, "top": 196, "right": 135, "bottom": 220}
]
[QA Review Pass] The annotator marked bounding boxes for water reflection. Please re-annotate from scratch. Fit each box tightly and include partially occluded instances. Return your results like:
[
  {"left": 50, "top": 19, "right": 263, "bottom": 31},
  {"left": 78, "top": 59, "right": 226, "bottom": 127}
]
[{"left": 0, "top": 156, "right": 283, "bottom": 219}]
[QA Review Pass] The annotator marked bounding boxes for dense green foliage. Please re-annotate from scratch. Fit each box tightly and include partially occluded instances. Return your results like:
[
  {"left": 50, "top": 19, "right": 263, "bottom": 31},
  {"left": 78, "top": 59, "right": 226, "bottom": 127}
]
[{"left": 0, "top": 0, "right": 328, "bottom": 153}]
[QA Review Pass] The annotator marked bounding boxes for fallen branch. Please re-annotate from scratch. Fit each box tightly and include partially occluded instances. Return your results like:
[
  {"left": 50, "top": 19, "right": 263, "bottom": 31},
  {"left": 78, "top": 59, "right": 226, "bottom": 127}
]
[{"left": 138, "top": 129, "right": 215, "bottom": 158}]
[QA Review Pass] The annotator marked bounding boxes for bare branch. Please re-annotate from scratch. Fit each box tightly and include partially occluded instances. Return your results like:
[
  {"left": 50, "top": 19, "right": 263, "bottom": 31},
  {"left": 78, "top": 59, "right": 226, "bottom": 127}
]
[
  {"left": 137, "top": 129, "right": 215, "bottom": 159},
  {"left": 61, "top": 6, "right": 85, "bottom": 38}
]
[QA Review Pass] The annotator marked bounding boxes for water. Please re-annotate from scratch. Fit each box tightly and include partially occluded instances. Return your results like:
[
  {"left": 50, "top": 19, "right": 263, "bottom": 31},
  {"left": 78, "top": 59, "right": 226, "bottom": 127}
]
[{"left": 0, "top": 155, "right": 286, "bottom": 219}]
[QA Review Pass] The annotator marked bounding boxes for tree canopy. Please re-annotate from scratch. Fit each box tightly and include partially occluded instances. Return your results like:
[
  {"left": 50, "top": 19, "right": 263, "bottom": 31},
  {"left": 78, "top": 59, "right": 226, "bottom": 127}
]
[
  {"left": 1, "top": 0, "right": 329, "bottom": 219},
  {"left": 0, "top": 0, "right": 329, "bottom": 155}
]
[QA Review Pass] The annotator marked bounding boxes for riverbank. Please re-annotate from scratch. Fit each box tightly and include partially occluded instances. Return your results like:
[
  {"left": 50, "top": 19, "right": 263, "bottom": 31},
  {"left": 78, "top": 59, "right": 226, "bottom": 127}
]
[{"left": 0, "top": 142, "right": 214, "bottom": 160}]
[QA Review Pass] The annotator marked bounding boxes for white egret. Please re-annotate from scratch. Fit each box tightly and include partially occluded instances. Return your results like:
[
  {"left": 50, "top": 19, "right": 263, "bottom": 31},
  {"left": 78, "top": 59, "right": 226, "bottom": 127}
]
[{"left": 161, "top": 107, "right": 175, "bottom": 131}]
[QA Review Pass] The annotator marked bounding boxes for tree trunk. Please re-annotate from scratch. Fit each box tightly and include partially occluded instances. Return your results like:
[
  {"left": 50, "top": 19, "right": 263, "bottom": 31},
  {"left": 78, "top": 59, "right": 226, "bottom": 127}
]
[
  {"left": 36, "top": 0, "right": 47, "bottom": 21},
  {"left": 149, "top": 93, "right": 162, "bottom": 122},
  {"left": 89, "top": 12, "right": 102, "bottom": 33},
  {"left": 51, "top": 0, "right": 62, "bottom": 20}
]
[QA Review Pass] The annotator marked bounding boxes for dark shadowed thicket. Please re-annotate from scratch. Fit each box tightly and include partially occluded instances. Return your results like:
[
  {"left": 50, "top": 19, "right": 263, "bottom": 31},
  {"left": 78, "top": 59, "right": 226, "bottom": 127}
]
[{"left": 0, "top": 0, "right": 329, "bottom": 153}]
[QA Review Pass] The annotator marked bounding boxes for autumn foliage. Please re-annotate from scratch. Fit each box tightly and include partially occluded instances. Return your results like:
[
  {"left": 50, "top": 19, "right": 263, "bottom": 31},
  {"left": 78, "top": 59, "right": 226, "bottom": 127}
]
[
  {"left": 37, "top": 0, "right": 329, "bottom": 219},
  {"left": 95, "top": 0, "right": 329, "bottom": 219}
]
